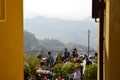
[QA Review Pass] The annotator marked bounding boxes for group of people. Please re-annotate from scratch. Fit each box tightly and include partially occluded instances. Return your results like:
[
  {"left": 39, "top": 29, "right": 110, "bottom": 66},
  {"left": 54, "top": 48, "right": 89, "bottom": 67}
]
[
  {"left": 63, "top": 48, "right": 78, "bottom": 60},
  {"left": 36, "top": 48, "right": 98, "bottom": 80}
]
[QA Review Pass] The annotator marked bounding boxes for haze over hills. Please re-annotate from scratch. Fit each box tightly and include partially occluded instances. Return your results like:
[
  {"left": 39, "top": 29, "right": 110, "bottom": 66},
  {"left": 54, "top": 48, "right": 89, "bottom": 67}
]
[
  {"left": 24, "top": 30, "right": 91, "bottom": 50},
  {"left": 24, "top": 30, "right": 96, "bottom": 57},
  {"left": 24, "top": 16, "right": 98, "bottom": 50}
]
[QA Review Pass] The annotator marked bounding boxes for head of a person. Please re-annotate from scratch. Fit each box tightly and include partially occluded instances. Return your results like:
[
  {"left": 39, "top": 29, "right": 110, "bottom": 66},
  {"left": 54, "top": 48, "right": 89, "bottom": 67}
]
[
  {"left": 66, "top": 58, "right": 70, "bottom": 62},
  {"left": 40, "top": 62, "right": 45, "bottom": 66},
  {"left": 68, "top": 52, "right": 70, "bottom": 55},
  {"left": 43, "top": 74, "right": 48, "bottom": 80},
  {"left": 57, "top": 73, "right": 63, "bottom": 79},
  {"left": 45, "top": 61, "right": 48, "bottom": 66},
  {"left": 73, "top": 51, "right": 76, "bottom": 54},
  {"left": 86, "top": 57, "right": 89, "bottom": 61},
  {"left": 73, "top": 47, "right": 77, "bottom": 50},
  {"left": 65, "top": 48, "right": 67, "bottom": 51},
  {"left": 76, "top": 59, "right": 80, "bottom": 63},
  {"left": 95, "top": 53, "right": 98, "bottom": 57},
  {"left": 48, "top": 51, "right": 51, "bottom": 55},
  {"left": 84, "top": 55, "right": 87, "bottom": 58},
  {"left": 73, "top": 48, "right": 77, "bottom": 52},
  {"left": 74, "top": 65, "right": 79, "bottom": 72},
  {"left": 37, "top": 54, "right": 42, "bottom": 59}
]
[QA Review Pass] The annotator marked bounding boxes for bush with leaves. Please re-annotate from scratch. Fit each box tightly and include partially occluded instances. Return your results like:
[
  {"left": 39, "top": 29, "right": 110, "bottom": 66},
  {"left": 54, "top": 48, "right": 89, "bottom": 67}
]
[
  {"left": 24, "top": 55, "right": 40, "bottom": 80},
  {"left": 63, "top": 62, "right": 75, "bottom": 74},
  {"left": 84, "top": 63, "right": 97, "bottom": 80},
  {"left": 52, "top": 62, "right": 75, "bottom": 79},
  {"left": 52, "top": 63, "right": 67, "bottom": 79},
  {"left": 55, "top": 53, "right": 63, "bottom": 64}
]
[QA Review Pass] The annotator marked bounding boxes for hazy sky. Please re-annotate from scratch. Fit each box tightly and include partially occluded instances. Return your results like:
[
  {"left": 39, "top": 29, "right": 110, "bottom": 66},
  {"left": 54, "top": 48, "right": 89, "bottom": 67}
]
[{"left": 24, "top": 0, "right": 92, "bottom": 20}]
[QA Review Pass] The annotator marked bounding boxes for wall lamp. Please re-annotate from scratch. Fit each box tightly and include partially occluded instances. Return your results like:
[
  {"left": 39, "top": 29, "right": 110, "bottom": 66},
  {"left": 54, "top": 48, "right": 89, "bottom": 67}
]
[{"left": 92, "top": 0, "right": 106, "bottom": 22}]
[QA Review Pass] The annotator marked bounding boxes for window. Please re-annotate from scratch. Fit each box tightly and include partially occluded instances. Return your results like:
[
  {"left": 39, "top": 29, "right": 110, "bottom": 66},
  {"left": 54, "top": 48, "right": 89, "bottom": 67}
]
[{"left": 0, "top": 0, "right": 6, "bottom": 21}]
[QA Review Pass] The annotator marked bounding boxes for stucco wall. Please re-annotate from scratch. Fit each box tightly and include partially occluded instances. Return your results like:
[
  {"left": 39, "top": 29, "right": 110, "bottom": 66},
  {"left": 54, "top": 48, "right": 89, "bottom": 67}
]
[
  {"left": 104, "top": 0, "right": 120, "bottom": 80},
  {"left": 0, "top": 0, "right": 23, "bottom": 80}
]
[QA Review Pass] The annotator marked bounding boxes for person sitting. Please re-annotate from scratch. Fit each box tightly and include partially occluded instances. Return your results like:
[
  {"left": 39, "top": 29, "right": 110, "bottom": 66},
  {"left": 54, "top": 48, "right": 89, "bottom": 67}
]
[
  {"left": 40, "top": 62, "right": 50, "bottom": 70},
  {"left": 64, "top": 58, "right": 70, "bottom": 64}
]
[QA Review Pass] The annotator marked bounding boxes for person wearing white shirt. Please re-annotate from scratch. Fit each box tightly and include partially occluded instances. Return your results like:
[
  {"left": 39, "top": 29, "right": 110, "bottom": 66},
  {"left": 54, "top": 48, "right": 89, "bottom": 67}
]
[
  {"left": 69, "top": 65, "right": 81, "bottom": 80},
  {"left": 73, "top": 67, "right": 81, "bottom": 80}
]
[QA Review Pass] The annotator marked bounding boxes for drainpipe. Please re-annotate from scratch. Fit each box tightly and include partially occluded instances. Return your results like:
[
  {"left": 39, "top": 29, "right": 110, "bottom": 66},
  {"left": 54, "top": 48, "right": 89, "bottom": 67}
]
[{"left": 99, "top": 0, "right": 105, "bottom": 80}]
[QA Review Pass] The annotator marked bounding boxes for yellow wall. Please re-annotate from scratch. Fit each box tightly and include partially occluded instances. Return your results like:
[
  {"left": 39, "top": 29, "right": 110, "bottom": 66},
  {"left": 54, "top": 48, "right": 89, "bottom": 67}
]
[
  {"left": 0, "top": 0, "right": 23, "bottom": 80},
  {"left": 104, "top": 0, "right": 120, "bottom": 80},
  {"left": 103, "top": 0, "right": 110, "bottom": 80}
]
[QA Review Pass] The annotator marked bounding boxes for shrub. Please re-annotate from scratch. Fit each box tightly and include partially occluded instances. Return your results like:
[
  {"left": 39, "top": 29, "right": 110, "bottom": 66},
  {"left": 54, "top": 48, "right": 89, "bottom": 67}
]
[
  {"left": 84, "top": 64, "right": 97, "bottom": 80},
  {"left": 52, "top": 63, "right": 67, "bottom": 79},
  {"left": 24, "top": 55, "right": 40, "bottom": 80},
  {"left": 63, "top": 62, "right": 75, "bottom": 74},
  {"left": 52, "top": 62, "right": 75, "bottom": 79}
]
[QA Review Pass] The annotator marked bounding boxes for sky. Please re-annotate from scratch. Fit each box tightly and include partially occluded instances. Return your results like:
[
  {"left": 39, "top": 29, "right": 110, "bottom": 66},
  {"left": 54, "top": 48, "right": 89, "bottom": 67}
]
[
  {"left": 24, "top": 0, "right": 92, "bottom": 20},
  {"left": 23, "top": 0, "right": 98, "bottom": 50}
]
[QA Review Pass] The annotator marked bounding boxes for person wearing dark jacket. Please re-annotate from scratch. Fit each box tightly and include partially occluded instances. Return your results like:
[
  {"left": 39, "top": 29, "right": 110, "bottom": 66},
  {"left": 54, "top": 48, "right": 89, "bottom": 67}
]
[
  {"left": 47, "top": 51, "right": 54, "bottom": 68},
  {"left": 86, "top": 57, "right": 92, "bottom": 66}
]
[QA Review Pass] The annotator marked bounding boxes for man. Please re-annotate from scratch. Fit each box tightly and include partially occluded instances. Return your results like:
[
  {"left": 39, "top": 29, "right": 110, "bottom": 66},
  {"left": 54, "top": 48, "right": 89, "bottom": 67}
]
[
  {"left": 86, "top": 57, "right": 92, "bottom": 66},
  {"left": 94, "top": 53, "right": 98, "bottom": 63},
  {"left": 47, "top": 51, "right": 54, "bottom": 68},
  {"left": 64, "top": 48, "right": 68, "bottom": 59}
]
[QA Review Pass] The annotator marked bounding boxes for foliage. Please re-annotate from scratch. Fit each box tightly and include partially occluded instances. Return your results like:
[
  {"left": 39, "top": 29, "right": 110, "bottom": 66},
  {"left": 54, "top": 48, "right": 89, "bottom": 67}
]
[
  {"left": 52, "top": 62, "right": 75, "bottom": 79},
  {"left": 52, "top": 63, "right": 67, "bottom": 79},
  {"left": 84, "top": 63, "right": 97, "bottom": 80},
  {"left": 63, "top": 62, "right": 75, "bottom": 74},
  {"left": 24, "top": 55, "right": 40, "bottom": 80},
  {"left": 56, "top": 53, "right": 63, "bottom": 64}
]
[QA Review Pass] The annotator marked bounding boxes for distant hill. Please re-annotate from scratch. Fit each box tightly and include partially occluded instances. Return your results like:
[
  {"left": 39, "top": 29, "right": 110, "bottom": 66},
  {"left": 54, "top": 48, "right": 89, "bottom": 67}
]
[
  {"left": 24, "top": 31, "right": 96, "bottom": 56},
  {"left": 24, "top": 31, "right": 40, "bottom": 50},
  {"left": 24, "top": 30, "right": 91, "bottom": 50},
  {"left": 24, "top": 16, "right": 98, "bottom": 50}
]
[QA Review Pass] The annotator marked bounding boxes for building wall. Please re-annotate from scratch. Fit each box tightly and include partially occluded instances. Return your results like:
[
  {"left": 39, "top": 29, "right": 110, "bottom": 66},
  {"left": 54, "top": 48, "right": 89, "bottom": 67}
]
[
  {"left": 104, "top": 0, "right": 110, "bottom": 80},
  {"left": 104, "top": 0, "right": 120, "bottom": 80},
  {"left": 0, "top": 0, "right": 23, "bottom": 80}
]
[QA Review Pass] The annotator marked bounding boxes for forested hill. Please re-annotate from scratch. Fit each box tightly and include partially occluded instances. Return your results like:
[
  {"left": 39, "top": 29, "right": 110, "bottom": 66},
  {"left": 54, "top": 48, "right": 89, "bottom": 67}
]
[
  {"left": 24, "top": 30, "right": 95, "bottom": 52},
  {"left": 24, "top": 16, "right": 98, "bottom": 50},
  {"left": 24, "top": 31, "right": 40, "bottom": 50}
]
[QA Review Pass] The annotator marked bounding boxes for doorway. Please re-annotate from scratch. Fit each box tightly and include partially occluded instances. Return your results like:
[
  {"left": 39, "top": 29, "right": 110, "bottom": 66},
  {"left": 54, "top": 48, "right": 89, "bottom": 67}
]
[{"left": 23, "top": 0, "right": 99, "bottom": 80}]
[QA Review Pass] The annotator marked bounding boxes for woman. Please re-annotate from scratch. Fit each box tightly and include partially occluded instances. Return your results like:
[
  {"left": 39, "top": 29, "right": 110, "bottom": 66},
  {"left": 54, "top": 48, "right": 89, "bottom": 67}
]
[
  {"left": 56, "top": 73, "right": 64, "bottom": 80},
  {"left": 69, "top": 65, "right": 81, "bottom": 80}
]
